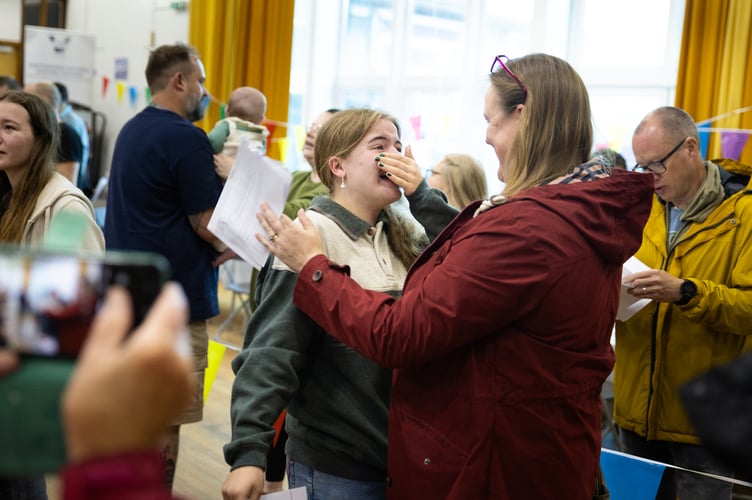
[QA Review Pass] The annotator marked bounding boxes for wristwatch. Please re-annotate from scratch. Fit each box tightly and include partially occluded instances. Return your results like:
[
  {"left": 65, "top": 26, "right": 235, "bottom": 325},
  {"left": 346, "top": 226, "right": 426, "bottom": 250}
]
[{"left": 675, "top": 279, "right": 697, "bottom": 306}]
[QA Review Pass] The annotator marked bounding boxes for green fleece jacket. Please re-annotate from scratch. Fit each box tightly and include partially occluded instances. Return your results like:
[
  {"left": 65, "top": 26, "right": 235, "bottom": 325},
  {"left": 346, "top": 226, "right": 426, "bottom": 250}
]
[{"left": 224, "top": 181, "right": 455, "bottom": 480}]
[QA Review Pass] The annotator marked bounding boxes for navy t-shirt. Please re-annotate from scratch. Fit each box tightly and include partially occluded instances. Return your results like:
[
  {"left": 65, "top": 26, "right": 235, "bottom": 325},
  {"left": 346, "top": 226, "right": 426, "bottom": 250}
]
[
  {"left": 104, "top": 106, "right": 222, "bottom": 321},
  {"left": 58, "top": 122, "right": 83, "bottom": 163}
]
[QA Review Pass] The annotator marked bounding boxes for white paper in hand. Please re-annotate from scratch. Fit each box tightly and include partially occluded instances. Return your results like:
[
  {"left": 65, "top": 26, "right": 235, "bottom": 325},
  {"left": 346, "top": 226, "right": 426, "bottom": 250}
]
[
  {"left": 617, "top": 256, "right": 652, "bottom": 321},
  {"left": 208, "top": 138, "right": 291, "bottom": 269}
]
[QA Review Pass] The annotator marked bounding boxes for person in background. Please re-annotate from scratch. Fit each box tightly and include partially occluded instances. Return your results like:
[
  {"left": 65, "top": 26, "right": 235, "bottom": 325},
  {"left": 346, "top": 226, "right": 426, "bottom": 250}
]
[
  {"left": 104, "top": 43, "right": 224, "bottom": 491},
  {"left": 255, "top": 53, "right": 654, "bottom": 498},
  {"left": 0, "top": 91, "right": 102, "bottom": 250},
  {"left": 222, "top": 108, "right": 456, "bottom": 500},
  {"left": 0, "top": 76, "right": 22, "bottom": 93},
  {"left": 614, "top": 106, "right": 752, "bottom": 500},
  {"left": 425, "top": 153, "right": 487, "bottom": 209},
  {"left": 0, "top": 90, "right": 102, "bottom": 500},
  {"left": 209, "top": 86, "right": 270, "bottom": 179},
  {"left": 23, "top": 81, "right": 84, "bottom": 186},
  {"left": 53, "top": 82, "right": 91, "bottom": 191},
  {"left": 591, "top": 148, "right": 627, "bottom": 170}
]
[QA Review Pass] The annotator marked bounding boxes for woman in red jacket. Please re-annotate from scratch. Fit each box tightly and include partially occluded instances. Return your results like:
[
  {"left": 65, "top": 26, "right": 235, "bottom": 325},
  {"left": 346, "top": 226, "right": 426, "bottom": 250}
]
[{"left": 257, "top": 53, "right": 655, "bottom": 499}]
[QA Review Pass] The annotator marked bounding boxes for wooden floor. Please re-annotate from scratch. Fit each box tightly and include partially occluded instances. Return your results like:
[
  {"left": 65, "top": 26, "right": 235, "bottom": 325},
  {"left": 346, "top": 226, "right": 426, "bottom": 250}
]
[
  {"left": 173, "top": 297, "right": 247, "bottom": 500},
  {"left": 46, "top": 285, "right": 251, "bottom": 500}
]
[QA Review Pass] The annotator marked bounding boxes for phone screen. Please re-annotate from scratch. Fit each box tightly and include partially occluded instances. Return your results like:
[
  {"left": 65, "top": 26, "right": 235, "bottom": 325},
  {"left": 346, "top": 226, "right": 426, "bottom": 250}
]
[{"left": 0, "top": 249, "right": 170, "bottom": 358}]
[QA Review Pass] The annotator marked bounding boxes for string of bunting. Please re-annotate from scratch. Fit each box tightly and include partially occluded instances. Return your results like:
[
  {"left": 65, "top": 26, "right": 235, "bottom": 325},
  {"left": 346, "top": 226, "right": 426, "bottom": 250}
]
[
  {"left": 600, "top": 448, "right": 752, "bottom": 499},
  {"left": 695, "top": 105, "right": 752, "bottom": 161}
]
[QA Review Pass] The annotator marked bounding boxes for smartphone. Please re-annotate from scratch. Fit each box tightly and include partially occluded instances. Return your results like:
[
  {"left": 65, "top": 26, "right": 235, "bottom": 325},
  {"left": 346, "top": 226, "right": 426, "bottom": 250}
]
[{"left": 0, "top": 247, "right": 171, "bottom": 475}]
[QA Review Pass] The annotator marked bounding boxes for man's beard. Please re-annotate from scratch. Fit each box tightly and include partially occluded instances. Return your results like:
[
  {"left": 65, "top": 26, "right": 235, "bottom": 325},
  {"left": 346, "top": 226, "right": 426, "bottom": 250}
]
[{"left": 186, "top": 94, "right": 209, "bottom": 122}]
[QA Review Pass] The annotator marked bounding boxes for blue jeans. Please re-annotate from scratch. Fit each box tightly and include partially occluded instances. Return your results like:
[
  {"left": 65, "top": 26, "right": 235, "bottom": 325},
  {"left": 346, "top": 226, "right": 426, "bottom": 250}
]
[
  {"left": 620, "top": 429, "right": 733, "bottom": 500},
  {"left": 288, "top": 460, "right": 386, "bottom": 500}
]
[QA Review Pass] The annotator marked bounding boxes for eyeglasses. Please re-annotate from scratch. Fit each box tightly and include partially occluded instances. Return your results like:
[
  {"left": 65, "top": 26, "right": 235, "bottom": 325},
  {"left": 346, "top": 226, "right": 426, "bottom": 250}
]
[
  {"left": 491, "top": 55, "right": 528, "bottom": 100},
  {"left": 633, "top": 138, "right": 688, "bottom": 174},
  {"left": 306, "top": 122, "right": 323, "bottom": 133}
]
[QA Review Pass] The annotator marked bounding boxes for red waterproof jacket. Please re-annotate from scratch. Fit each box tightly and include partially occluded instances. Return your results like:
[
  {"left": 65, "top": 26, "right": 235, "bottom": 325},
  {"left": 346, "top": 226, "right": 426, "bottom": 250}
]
[{"left": 293, "top": 170, "right": 654, "bottom": 499}]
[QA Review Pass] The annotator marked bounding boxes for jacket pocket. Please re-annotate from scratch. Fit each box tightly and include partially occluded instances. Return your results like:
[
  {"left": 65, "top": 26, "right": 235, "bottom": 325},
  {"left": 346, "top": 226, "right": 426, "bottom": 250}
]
[{"left": 389, "top": 410, "right": 471, "bottom": 496}]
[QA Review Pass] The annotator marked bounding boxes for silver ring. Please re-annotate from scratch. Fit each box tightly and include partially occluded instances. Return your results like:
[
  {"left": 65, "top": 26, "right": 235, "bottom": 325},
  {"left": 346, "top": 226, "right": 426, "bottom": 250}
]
[
  {"left": 642, "top": 287, "right": 647, "bottom": 292},
  {"left": 269, "top": 233, "right": 279, "bottom": 242}
]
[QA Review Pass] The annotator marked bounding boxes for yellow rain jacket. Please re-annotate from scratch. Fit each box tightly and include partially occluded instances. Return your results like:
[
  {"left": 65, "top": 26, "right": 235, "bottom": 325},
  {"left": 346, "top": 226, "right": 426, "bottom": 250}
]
[{"left": 614, "top": 159, "right": 752, "bottom": 444}]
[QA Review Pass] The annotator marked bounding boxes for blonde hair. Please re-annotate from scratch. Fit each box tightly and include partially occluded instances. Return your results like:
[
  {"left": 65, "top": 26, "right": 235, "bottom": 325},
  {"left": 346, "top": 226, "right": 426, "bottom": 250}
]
[
  {"left": 491, "top": 54, "right": 593, "bottom": 196},
  {"left": 313, "top": 108, "right": 427, "bottom": 267},
  {"left": 435, "top": 154, "right": 487, "bottom": 208},
  {"left": 0, "top": 91, "right": 57, "bottom": 243}
]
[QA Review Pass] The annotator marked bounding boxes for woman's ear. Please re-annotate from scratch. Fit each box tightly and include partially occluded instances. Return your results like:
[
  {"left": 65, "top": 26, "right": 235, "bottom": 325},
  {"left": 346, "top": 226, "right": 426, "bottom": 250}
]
[{"left": 329, "top": 157, "right": 345, "bottom": 182}]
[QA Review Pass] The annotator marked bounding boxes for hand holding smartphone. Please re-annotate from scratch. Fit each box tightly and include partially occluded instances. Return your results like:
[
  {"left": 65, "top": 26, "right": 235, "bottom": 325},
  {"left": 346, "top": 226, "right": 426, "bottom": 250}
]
[{"left": 0, "top": 248, "right": 170, "bottom": 475}]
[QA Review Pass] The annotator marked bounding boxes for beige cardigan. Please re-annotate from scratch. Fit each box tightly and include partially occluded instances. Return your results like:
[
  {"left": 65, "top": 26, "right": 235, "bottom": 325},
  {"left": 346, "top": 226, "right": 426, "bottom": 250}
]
[{"left": 22, "top": 172, "right": 105, "bottom": 252}]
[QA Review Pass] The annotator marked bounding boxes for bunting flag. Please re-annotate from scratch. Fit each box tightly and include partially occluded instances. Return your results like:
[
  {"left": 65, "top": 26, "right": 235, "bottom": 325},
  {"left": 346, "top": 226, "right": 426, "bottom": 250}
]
[
  {"left": 101, "top": 76, "right": 110, "bottom": 97},
  {"left": 294, "top": 125, "right": 307, "bottom": 152},
  {"left": 265, "top": 123, "right": 277, "bottom": 154},
  {"left": 219, "top": 104, "right": 226, "bottom": 120},
  {"left": 128, "top": 85, "right": 138, "bottom": 108},
  {"left": 145, "top": 87, "right": 151, "bottom": 105},
  {"left": 116, "top": 81, "right": 125, "bottom": 103},
  {"left": 441, "top": 114, "right": 452, "bottom": 137},
  {"left": 721, "top": 130, "right": 750, "bottom": 161},
  {"left": 409, "top": 115, "right": 421, "bottom": 140},
  {"left": 600, "top": 449, "right": 665, "bottom": 500},
  {"left": 276, "top": 138, "right": 289, "bottom": 164},
  {"left": 697, "top": 130, "right": 710, "bottom": 159},
  {"left": 203, "top": 340, "right": 227, "bottom": 402}
]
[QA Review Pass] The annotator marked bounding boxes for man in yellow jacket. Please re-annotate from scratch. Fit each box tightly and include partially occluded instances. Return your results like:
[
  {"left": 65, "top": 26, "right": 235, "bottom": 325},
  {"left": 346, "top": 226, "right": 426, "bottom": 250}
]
[{"left": 614, "top": 106, "right": 752, "bottom": 500}]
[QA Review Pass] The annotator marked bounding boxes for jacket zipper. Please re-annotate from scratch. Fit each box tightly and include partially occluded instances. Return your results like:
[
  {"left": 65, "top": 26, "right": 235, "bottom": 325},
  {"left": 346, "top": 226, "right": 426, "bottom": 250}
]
[{"left": 644, "top": 212, "right": 735, "bottom": 434}]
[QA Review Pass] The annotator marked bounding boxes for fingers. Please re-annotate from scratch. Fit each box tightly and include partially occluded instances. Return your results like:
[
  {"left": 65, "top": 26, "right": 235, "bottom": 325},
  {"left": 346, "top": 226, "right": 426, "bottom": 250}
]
[
  {"left": 81, "top": 287, "right": 133, "bottom": 356},
  {"left": 212, "top": 248, "right": 238, "bottom": 267},
  {"left": 257, "top": 203, "right": 297, "bottom": 236},
  {"left": 377, "top": 149, "right": 423, "bottom": 196},
  {"left": 0, "top": 350, "right": 19, "bottom": 377},
  {"left": 255, "top": 231, "right": 273, "bottom": 252},
  {"left": 257, "top": 202, "right": 279, "bottom": 234},
  {"left": 298, "top": 209, "right": 314, "bottom": 230},
  {"left": 133, "top": 283, "right": 188, "bottom": 350}
]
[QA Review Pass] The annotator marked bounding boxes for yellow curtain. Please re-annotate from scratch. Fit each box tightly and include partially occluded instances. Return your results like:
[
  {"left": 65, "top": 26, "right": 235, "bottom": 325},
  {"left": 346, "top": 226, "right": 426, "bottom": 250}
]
[
  {"left": 675, "top": 0, "right": 752, "bottom": 164},
  {"left": 188, "top": 0, "right": 295, "bottom": 161}
]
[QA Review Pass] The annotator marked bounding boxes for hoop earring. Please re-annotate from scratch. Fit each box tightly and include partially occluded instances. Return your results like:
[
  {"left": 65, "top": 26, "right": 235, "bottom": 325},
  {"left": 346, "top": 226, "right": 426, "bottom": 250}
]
[{"left": 340, "top": 175, "right": 346, "bottom": 189}]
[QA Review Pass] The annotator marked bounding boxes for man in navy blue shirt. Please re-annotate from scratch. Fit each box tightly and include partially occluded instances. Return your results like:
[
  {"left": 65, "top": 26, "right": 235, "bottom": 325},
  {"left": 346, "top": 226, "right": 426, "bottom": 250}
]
[{"left": 104, "top": 43, "right": 224, "bottom": 490}]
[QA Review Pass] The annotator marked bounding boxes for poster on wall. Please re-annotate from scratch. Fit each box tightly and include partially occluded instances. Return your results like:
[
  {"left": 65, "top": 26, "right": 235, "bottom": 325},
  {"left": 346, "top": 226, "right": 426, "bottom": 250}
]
[{"left": 23, "top": 26, "right": 95, "bottom": 106}]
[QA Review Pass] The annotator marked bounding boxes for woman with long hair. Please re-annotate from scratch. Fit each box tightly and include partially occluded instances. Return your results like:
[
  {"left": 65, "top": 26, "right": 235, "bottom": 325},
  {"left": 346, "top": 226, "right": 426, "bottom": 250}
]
[
  {"left": 257, "top": 53, "right": 655, "bottom": 498},
  {"left": 426, "top": 153, "right": 487, "bottom": 209},
  {"left": 223, "top": 108, "right": 455, "bottom": 500},
  {"left": 0, "top": 91, "right": 102, "bottom": 250}
]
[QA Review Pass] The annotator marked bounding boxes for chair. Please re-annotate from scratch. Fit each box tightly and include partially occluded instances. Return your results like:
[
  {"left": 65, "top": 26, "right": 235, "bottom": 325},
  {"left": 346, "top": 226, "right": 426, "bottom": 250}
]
[
  {"left": 213, "top": 258, "right": 253, "bottom": 350},
  {"left": 71, "top": 101, "right": 107, "bottom": 197},
  {"left": 601, "top": 372, "right": 624, "bottom": 451}
]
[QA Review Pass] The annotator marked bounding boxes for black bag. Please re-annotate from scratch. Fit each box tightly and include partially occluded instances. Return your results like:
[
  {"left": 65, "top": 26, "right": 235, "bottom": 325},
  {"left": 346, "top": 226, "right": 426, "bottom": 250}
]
[{"left": 679, "top": 352, "right": 752, "bottom": 478}]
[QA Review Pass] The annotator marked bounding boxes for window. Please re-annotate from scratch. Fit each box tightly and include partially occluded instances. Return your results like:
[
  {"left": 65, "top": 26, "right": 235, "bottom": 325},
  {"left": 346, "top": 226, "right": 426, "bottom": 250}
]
[
  {"left": 288, "top": 0, "right": 684, "bottom": 191},
  {"left": 24, "top": 0, "right": 68, "bottom": 28}
]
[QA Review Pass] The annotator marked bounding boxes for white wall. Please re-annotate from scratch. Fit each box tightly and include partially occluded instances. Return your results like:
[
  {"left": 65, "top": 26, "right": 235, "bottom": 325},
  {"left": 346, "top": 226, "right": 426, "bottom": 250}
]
[
  {"left": 0, "top": 0, "right": 23, "bottom": 41},
  {"left": 66, "top": 0, "right": 190, "bottom": 173}
]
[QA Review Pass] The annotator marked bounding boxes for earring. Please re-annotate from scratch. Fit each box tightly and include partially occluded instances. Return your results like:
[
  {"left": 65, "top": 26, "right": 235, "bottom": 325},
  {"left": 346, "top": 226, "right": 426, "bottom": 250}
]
[{"left": 340, "top": 176, "right": 346, "bottom": 189}]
